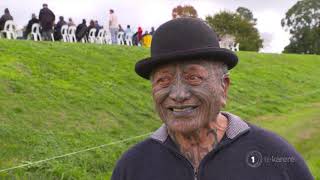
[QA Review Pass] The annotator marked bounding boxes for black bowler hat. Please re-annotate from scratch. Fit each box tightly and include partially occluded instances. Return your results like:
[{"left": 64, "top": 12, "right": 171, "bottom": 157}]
[{"left": 135, "top": 18, "right": 238, "bottom": 79}]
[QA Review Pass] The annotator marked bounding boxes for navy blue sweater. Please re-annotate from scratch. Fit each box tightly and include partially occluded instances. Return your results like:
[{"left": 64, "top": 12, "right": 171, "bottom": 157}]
[{"left": 111, "top": 113, "right": 314, "bottom": 180}]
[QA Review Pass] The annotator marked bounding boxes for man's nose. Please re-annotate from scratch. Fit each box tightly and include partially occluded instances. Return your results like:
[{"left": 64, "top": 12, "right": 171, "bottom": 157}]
[{"left": 169, "top": 81, "right": 191, "bottom": 103}]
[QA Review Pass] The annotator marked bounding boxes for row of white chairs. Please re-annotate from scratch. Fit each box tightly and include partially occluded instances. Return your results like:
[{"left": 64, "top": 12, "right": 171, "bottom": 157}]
[
  {"left": 0, "top": 20, "right": 134, "bottom": 46},
  {"left": 220, "top": 42, "right": 240, "bottom": 52},
  {"left": 32, "top": 23, "right": 134, "bottom": 46},
  {"left": 86, "top": 29, "right": 133, "bottom": 46},
  {"left": 0, "top": 21, "right": 53, "bottom": 41}
]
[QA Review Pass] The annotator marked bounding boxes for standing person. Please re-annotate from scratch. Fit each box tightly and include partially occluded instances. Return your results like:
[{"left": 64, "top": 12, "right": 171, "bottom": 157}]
[
  {"left": 111, "top": 18, "right": 314, "bottom": 180},
  {"left": 0, "top": 8, "right": 13, "bottom": 31},
  {"left": 108, "top": 9, "right": 118, "bottom": 44},
  {"left": 54, "top": 16, "right": 66, "bottom": 41},
  {"left": 23, "top": 13, "right": 39, "bottom": 39},
  {"left": 76, "top": 19, "right": 87, "bottom": 42},
  {"left": 39, "top": 3, "right": 55, "bottom": 41}
]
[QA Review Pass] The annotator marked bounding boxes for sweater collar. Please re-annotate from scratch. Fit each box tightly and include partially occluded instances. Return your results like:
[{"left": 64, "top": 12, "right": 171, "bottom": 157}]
[{"left": 150, "top": 112, "right": 250, "bottom": 143}]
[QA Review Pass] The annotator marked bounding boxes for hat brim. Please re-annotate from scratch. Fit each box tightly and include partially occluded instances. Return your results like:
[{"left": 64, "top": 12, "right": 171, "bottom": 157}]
[{"left": 135, "top": 47, "right": 238, "bottom": 79}]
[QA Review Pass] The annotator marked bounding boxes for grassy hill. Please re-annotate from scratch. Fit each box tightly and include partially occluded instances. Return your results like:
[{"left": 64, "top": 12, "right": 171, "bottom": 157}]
[{"left": 0, "top": 39, "right": 320, "bottom": 179}]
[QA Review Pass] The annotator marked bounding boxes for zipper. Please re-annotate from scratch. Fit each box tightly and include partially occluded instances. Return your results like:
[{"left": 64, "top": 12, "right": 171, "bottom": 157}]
[{"left": 194, "top": 168, "right": 198, "bottom": 180}]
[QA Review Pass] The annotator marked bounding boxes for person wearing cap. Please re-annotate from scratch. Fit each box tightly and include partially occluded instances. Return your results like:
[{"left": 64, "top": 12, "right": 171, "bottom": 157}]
[
  {"left": 39, "top": 3, "right": 55, "bottom": 41},
  {"left": 111, "top": 18, "right": 313, "bottom": 180}
]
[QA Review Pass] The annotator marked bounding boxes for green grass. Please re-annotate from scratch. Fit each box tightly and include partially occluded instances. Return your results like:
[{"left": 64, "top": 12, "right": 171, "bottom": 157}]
[
  {"left": 251, "top": 103, "right": 320, "bottom": 178},
  {"left": 0, "top": 39, "right": 320, "bottom": 179}
]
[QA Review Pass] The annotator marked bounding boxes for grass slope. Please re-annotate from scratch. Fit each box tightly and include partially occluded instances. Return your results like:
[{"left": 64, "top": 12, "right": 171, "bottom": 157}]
[{"left": 0, "top": 39, "right": 320, "bottom": 179}]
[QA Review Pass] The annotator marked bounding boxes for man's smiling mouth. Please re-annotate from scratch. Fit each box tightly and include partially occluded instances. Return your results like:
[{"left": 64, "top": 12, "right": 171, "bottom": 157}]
[{"left": 167, "top": 105, "right": 199, "bottom": 116}]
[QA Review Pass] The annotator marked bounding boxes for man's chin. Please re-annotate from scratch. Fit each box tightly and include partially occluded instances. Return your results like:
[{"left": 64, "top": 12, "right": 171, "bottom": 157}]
[{"left": 166, "top": 119, "right": 201, "bottom": 134}]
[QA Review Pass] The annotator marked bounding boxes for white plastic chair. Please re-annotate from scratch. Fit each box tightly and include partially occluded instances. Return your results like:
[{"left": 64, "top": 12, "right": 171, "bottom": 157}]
[
  {"left": 81, "top": 37, "right": 87, "bottom": 43},
  {"left": 88, "top": 28, "right": 97, "bottom": 43},
  {"left": 0, "top": 20, "right": 16, "bottom": 39},
  {"left": 117, "top": 31, "right": 125, "bottom": 45},
  {"left": 61, "top": 25, "right": 69, "bottom": 42},
  {"left": 68, "top": 26, "right": 77, "bottom": 43},
  {"left": 125, "top": 32, "right": 133, "bottom": 46},
  {"left": 96, "top": 29, "right": 106, "bottom": 44},
  {"left": 104, "top": 30, "right": 112, "bottom": 45},
  {"left": 233, "top": 43, "right": 240, "bottom": 51},
  {"left": 31, "top": 23, "right": 42, "bottom": 41}
]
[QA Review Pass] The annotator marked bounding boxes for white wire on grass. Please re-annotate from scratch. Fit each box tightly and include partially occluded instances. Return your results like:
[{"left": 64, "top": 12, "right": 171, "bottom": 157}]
[
  {"left": 0, "top": 88, "right": 319, "bottom": 173},
  {"left": 0, "top": 132, "right": 152, "bottom": 173}
]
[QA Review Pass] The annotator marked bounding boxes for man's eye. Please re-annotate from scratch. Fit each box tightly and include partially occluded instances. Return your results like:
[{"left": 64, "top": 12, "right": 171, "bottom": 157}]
[
  {"left": 189, "top": 75, "right": 200, "bottom": 81},
  {"left": 156, "top": 77, "right": 171, "bottom": 86},
  {"left": 187, "top": 75, "right": 201, "bottom": 81},
  {"left": 186, "top": 74, "right": 203, "bottom": 85}
]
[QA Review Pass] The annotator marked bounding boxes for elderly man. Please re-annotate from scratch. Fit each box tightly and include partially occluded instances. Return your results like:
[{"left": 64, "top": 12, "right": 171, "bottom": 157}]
[{"left": 111, "top": 18, "right": 313, "bottom": 180}]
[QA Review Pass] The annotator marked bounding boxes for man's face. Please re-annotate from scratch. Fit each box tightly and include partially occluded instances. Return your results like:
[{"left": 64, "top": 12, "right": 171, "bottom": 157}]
[{"left": 152, "top": 60, "right": 229, "bottom": 134}]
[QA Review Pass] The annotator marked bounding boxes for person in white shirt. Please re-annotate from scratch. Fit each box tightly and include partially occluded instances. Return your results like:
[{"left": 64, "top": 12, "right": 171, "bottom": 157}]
[{"left": 109, "top": 9, "right": 118, "bottom": 44}]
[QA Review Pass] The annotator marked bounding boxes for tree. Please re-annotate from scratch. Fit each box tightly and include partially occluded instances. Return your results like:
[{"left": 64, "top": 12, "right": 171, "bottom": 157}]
[
  {"left": 281, "top": 0, "right": 320, "bottom": 54},
  {"left": 236, "top": 7, "right": 257, "bottom": 24},
  {"left": 172, "top": 5, "right": 198, "bottom": 19},
  {"left": 206, "top": 11, "right": 263, "bottom": 51}
]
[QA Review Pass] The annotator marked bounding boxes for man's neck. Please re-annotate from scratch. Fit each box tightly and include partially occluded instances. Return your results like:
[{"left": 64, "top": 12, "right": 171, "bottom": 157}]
[{"left": 168, "top": 113, "right": 228, "bottom": 169}]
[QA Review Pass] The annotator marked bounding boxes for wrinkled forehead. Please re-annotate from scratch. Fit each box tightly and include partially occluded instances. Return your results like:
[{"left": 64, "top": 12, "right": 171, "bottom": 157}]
[{"left": 151, "top": 60, "right": 219, "bottom": 77}]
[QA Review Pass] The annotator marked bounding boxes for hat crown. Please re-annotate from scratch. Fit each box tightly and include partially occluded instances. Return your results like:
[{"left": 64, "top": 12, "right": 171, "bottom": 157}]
[
  {"left": 135, "top": 17, "right": 238, "bottom": 80},
  {"left": 151, "top": 18, "right": 220, "bottom": 56}
]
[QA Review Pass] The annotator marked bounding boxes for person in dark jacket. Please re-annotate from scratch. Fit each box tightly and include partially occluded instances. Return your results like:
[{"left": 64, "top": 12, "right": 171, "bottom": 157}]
[
  {"left": 86, "top": 20, "right": 96, "bottom": 38},
  {"left": 94, "top": 20, "right": 102, "bottom": 36},
  {"left": 23, "top": 13, "right": 39, "bottom": 39},
  {"left": 111, "top": 18, "right": 314, "bottom": 180},
  {"left": 76, "top": 19, "right": 87, "bottom": 42},
  {"left": 132, "top": 32, "right": 138, "bottom": 46},
  {"left": 150, "top": 26, "right": 155, "bottom": 36},
  {"left": 0, "top": 8, "right": 13, "bottom": 31},
  {"left": 54, "top": 16, "right": 66, "bottom": 41},
  {"left": 39, "top": 3, "right": 55, "bottom": 41}
]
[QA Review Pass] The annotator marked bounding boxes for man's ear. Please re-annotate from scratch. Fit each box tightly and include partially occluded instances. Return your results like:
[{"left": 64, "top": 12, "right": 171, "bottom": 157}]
[{"left": 221, "top": 74, "right": 230, "bottom": 107}]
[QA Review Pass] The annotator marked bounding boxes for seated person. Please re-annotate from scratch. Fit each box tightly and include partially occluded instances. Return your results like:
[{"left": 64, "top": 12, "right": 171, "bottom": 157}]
[
  {"left": 23, "top": 13, "right": 39, "bottom": 39},
  {"left": 0, "top": 8, "right": 13, "bottom": 31},
  {"left": 76, "top": 19, "right": 87, "bottom": 42},
  {"left": 54, "top": 16, "right": 67, "bottom": 41},
  {"left": 141, "top": 31, "right": 152, "bottom": 48}
]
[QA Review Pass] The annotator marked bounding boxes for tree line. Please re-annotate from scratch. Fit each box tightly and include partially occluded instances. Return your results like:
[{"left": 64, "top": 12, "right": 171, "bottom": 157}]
[{"left": 172, "top": 0, "right": 320, "bottom": 54}]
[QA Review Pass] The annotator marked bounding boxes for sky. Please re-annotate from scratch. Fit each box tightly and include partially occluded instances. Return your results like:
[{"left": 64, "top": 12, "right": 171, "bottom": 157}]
[{"left": 0, "top": 0, "right": 298, "bottom": 53}]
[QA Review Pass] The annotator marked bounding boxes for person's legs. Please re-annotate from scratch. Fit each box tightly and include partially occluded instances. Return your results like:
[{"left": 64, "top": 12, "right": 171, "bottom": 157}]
[
  {"left": 48, "top": 29, "right": 53, "bottom": 41},
  {"left": 23, "top": 30, "right": 29, "bottom": 39},
  {"left": 110, "top": 28, "right": 118, "bottom": 44},
  {"left": 42, "top": 30, "right": 53, "bottom": 41},
  {"left": 42, "top": 31, "right": 48, "bottom": 41}
]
